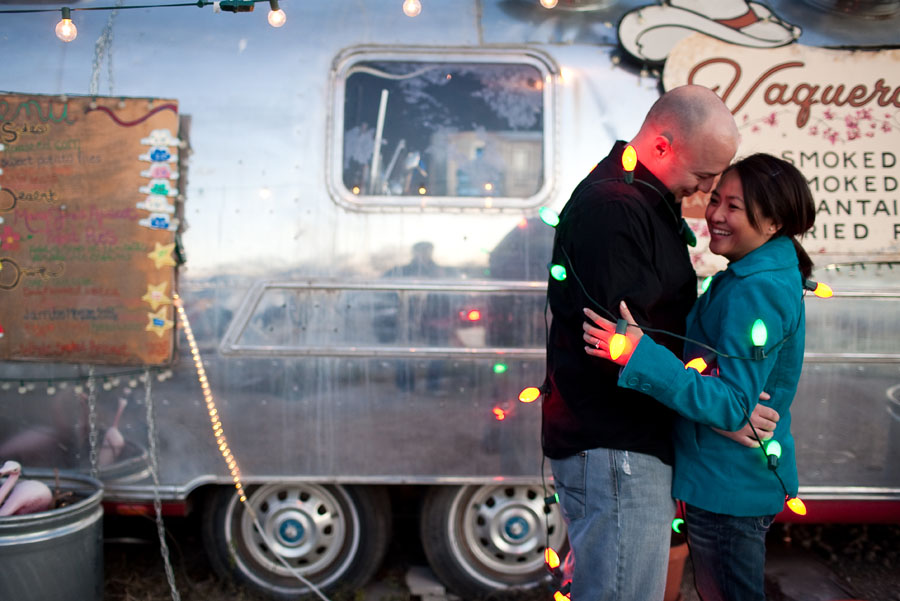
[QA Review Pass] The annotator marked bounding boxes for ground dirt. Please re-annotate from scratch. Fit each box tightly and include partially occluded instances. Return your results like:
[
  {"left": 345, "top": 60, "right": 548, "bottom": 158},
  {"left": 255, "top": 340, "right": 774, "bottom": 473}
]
[{"left": 103, "top": 516, "right": 900, "bottom": 601}]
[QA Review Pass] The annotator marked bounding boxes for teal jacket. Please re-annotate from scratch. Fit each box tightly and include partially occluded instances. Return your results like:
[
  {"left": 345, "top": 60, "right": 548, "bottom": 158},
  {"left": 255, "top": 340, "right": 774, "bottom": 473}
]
[{"left": 619, "top": 236, "right": 803, "bottom": 516}]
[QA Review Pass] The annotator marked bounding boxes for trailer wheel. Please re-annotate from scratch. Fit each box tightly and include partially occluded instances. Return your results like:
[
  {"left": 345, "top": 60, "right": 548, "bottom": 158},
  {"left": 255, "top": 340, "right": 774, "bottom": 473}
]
[
  {"left": 420, "top": 484, "right": 567, "bottom": 597},
  {"left": 201, "top": 483, "right": 390, "bottom": 598}
]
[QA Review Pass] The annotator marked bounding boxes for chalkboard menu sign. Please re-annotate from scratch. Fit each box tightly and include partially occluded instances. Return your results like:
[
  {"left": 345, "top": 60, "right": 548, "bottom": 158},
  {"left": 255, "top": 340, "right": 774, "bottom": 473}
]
[{"left": 0, "top": 94, "right": 180, "bottom": 366}]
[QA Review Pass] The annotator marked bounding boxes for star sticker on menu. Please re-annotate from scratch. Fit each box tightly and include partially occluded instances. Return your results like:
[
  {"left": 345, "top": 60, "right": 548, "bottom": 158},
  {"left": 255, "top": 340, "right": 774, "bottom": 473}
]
[
  {"left": 142, "top": 282, "right": 171, "bottom": 311},
  {"left": 145, "top": 307, "right": 174, "bottom": 338},
  {"left": 148, "top": 242, "right": 176, "bottom": 269}
]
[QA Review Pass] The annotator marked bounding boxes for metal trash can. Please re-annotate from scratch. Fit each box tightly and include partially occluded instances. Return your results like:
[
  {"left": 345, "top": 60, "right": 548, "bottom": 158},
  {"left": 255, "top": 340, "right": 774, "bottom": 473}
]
[{"left": 0, "top": 469, "right": 103, "bottom": 601}]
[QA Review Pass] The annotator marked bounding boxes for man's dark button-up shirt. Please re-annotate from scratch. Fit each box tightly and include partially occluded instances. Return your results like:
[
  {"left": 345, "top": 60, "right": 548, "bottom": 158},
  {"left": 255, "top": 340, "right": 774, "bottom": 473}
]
[{"left": 542, "top": 141, "right": 698, "bottom": 464}]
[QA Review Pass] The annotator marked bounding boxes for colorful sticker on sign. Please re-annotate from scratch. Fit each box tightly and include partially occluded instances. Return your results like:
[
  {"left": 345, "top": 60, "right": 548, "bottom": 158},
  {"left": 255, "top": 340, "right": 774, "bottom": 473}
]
[
  {"left": 145, "top": 307, "right": 174, "bottom": 337},
  {"left": 139, "top": 213, "right": 179, "bottom": 231},
  {"left": 142, "top": 282, "right": 171, "bottom": 311},
  {"left": 140, "top": 129, "right": 179, "bottom": 148},
  {"left": 147, "top": 242, "right": 177, "bottom": 269}
]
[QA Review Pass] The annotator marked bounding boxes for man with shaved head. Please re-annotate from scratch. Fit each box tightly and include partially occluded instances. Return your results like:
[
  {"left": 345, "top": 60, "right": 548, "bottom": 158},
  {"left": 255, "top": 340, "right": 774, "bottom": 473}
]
[{"left": 542, "top": 85, "right": 741, "bottom": 599}]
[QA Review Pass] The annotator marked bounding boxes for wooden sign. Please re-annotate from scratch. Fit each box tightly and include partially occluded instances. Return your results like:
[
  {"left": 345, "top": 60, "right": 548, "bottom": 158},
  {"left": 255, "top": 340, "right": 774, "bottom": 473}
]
[
  {"left": 663, "top": 36, "right": 900, "bottom": 274},
  {"left": 0, "top": 94, "right": 180, "bottom": 365}
]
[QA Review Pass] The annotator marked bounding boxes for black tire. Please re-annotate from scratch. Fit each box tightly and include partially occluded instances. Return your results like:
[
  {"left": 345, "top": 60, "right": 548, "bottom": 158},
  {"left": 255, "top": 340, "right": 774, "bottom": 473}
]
[
  {"left": 420, "top": 484, "right": 567, "bottom": 598},
  {"left": 201, "top": 482, "right": 390, "bottom": 598}
]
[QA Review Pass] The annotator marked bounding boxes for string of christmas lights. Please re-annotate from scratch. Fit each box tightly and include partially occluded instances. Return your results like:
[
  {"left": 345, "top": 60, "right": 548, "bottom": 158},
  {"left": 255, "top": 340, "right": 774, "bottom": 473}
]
[
  {"left": 173, "top": 292, "right": 246, "bottom": 503},
  {"left": 173, "top": 292, "right": 332, "bottom": 600},
  {"left": 0, "top": 368, "right": 173, "bottom": 395},
  {"left": 0, "top": 0, "right": 437, "bottom": 42},
  {"left": 0, "top": 0, "right": 288, "bottom": 42}
]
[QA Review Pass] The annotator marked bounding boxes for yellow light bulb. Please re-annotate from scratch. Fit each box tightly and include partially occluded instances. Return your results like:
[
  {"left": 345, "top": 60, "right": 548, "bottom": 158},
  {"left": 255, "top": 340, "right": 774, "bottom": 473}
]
[
  {"left": 402, "top": 0, "right": 422, "bottom": 17},
  {"left": 622, "top": 145, "right": 637, "bottom": 172},
  {"left": 540, "top": 0, "right": 559, "bottom": 8},
  {"left": 518, "top": 386, "right": 541, "bottom": 403},
  {"left": 609, "top": 319, "right": 629, "bottom": 361},
  {"left": 786, "top": 497, "right": 807, "bottom": 515},
  {"left": 622, "top": 145, "right": 637, "bottom": 183},
  {"left": 267, "top": 3, "right": 286, "bottom": 27},
  {"left": 609, "top": 334, "right": 626, "bottom": 360},
  {"left": 545, "top": 547, "right": 560, "bottom": 569},
  {"left": 814, "top": 282, "right": 833, "bottom": 298},
  {"left": 685, "top": 357, "right": 707, "bottom": 373},
  {"left": 55, "top": 8, "right": 77, "bottom": 43}
]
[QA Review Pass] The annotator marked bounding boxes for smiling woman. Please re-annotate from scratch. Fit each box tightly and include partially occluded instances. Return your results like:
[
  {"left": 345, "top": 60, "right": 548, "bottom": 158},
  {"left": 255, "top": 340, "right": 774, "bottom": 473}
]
[{"left": 706, "top": 170, "right": 779, "bottom": 263}]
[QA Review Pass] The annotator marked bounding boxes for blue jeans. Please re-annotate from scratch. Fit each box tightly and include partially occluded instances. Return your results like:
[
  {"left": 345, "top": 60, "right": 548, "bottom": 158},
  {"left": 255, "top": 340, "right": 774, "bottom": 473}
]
[
  {"left": 684, "top": 504, "right": 775, "bottom": 601},
  {"left": 550, "top": 448, "right": 674, "bottom": 601}
]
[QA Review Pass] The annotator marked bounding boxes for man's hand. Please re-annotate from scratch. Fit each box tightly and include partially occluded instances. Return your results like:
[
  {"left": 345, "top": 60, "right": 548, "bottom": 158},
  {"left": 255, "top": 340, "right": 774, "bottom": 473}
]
[{"left": 711, "top": 392, "right": 780, "bottom": 448}]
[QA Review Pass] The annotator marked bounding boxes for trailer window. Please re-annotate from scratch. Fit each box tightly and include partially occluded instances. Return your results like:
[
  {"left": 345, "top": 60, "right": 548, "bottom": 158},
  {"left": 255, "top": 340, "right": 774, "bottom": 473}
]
[{"left": 332, "top": 52, "right": 553, "bottom": 209}]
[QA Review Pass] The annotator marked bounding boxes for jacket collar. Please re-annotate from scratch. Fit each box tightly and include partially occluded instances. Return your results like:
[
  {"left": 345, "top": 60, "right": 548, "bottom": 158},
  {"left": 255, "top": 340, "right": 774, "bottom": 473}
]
[{"left": 729, "top": 236, "right": 798, "bottom": 278}]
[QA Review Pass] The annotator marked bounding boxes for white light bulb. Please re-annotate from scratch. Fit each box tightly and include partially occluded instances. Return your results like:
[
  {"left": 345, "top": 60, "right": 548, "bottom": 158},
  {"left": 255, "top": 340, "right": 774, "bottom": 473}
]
[
  {"left": 268, "top": 8, "right": 286, "bottom": 27},
  {"left": 403, "top": 0, "right": 422, "bottom": 17},
  {"left": 540, "top": 0, "right": 558, "bottom": 8},
  {"left": 55, "top": 9, "right": 77, "bottom": 42}
]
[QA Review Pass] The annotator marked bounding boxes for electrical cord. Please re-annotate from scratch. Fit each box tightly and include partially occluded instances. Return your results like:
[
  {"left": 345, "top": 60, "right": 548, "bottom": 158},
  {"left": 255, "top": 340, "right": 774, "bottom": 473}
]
[
  {"left": 557, "top": 242, "right": 803, "bottom": 363},
  {"left": 558, "top": 224, "right": 798, "bottom": 496}
]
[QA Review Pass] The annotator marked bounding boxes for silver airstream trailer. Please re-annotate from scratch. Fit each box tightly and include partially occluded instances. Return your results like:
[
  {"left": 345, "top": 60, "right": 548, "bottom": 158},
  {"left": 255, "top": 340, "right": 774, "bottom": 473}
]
[{"left": 1, "top": 0, "right": 898, "bottom": 597}]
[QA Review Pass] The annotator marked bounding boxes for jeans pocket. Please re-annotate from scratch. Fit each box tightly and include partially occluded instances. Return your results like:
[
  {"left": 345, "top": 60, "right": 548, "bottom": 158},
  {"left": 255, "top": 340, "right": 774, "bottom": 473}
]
[
  {"left": 552, "top": 453, "right": 587, "bottom": 520},
  {"left": 754, "top": 514, "right": 776, "bottom": 533}
]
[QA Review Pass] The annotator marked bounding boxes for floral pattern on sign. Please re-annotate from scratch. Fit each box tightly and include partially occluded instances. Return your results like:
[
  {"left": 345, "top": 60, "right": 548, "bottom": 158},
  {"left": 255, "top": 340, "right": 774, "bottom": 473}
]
[
  {"left": 742, "top": 109, "right": 899, "bottom": 144},
  {"left": 1, "top": 225, "right": 21, "bottom": 251}
]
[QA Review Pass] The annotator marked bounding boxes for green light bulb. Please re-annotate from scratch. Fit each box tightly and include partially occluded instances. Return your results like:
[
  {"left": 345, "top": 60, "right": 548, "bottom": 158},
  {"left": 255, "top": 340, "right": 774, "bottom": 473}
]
[
  {"left": 492, "top": 363, "right": 508, "bottom": 374},
  {"left": 671, "top": 517, "right": 684, "bottom": 533},
  {"left": 539, "top": 206, "right": 560, "bottom": 227},
  {"left": 765, "top": 439, "right": 782, "bottom": 458},
  {"left": 549, "top": 264, "right": 567, "bottom": 281},
  {"left": 700, "top": 276, "right": 712, "bottom": 294},
  {"left": 751, "top": 319, "right": 768, "bottom": 346}
]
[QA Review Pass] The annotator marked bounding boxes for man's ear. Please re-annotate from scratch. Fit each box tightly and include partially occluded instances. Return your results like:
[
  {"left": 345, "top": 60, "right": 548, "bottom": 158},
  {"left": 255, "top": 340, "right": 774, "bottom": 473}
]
[{"left": 653, "top": 134, "right": 672, "bottom": 158}]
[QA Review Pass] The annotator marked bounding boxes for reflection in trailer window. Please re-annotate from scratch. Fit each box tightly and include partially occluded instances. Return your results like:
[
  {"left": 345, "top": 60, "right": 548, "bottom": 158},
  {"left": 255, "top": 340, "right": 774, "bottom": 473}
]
[{"left": 339, "top": 59, "right": 547, "bottom": 207}]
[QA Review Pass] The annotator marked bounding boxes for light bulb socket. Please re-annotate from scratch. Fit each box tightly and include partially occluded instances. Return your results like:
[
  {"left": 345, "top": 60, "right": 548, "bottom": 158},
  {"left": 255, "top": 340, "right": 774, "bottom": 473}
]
[
  {"left": 220, "top": 0, "right": 255, "bottom": 13},
  {"left": 61, "top": 7, "right": 72, "bottom": 19},
  {"left": 269, "top": 0, "right": 280, "bottom": 9},
  {"left": 753, "top": 346, "right": 766, "bottom": 361}
]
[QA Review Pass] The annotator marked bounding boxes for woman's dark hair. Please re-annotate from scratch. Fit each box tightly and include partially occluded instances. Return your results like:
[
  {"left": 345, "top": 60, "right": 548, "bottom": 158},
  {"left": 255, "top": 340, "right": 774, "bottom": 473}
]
[{"left": 725, "top": 153, "right": 816, "bottom": 279}]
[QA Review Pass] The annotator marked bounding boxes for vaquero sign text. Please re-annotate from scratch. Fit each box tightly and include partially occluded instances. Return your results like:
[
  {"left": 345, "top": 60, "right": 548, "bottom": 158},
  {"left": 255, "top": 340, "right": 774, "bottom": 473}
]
[{"left": 663, "top": 35, "right": 900, "bottom": 270}]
